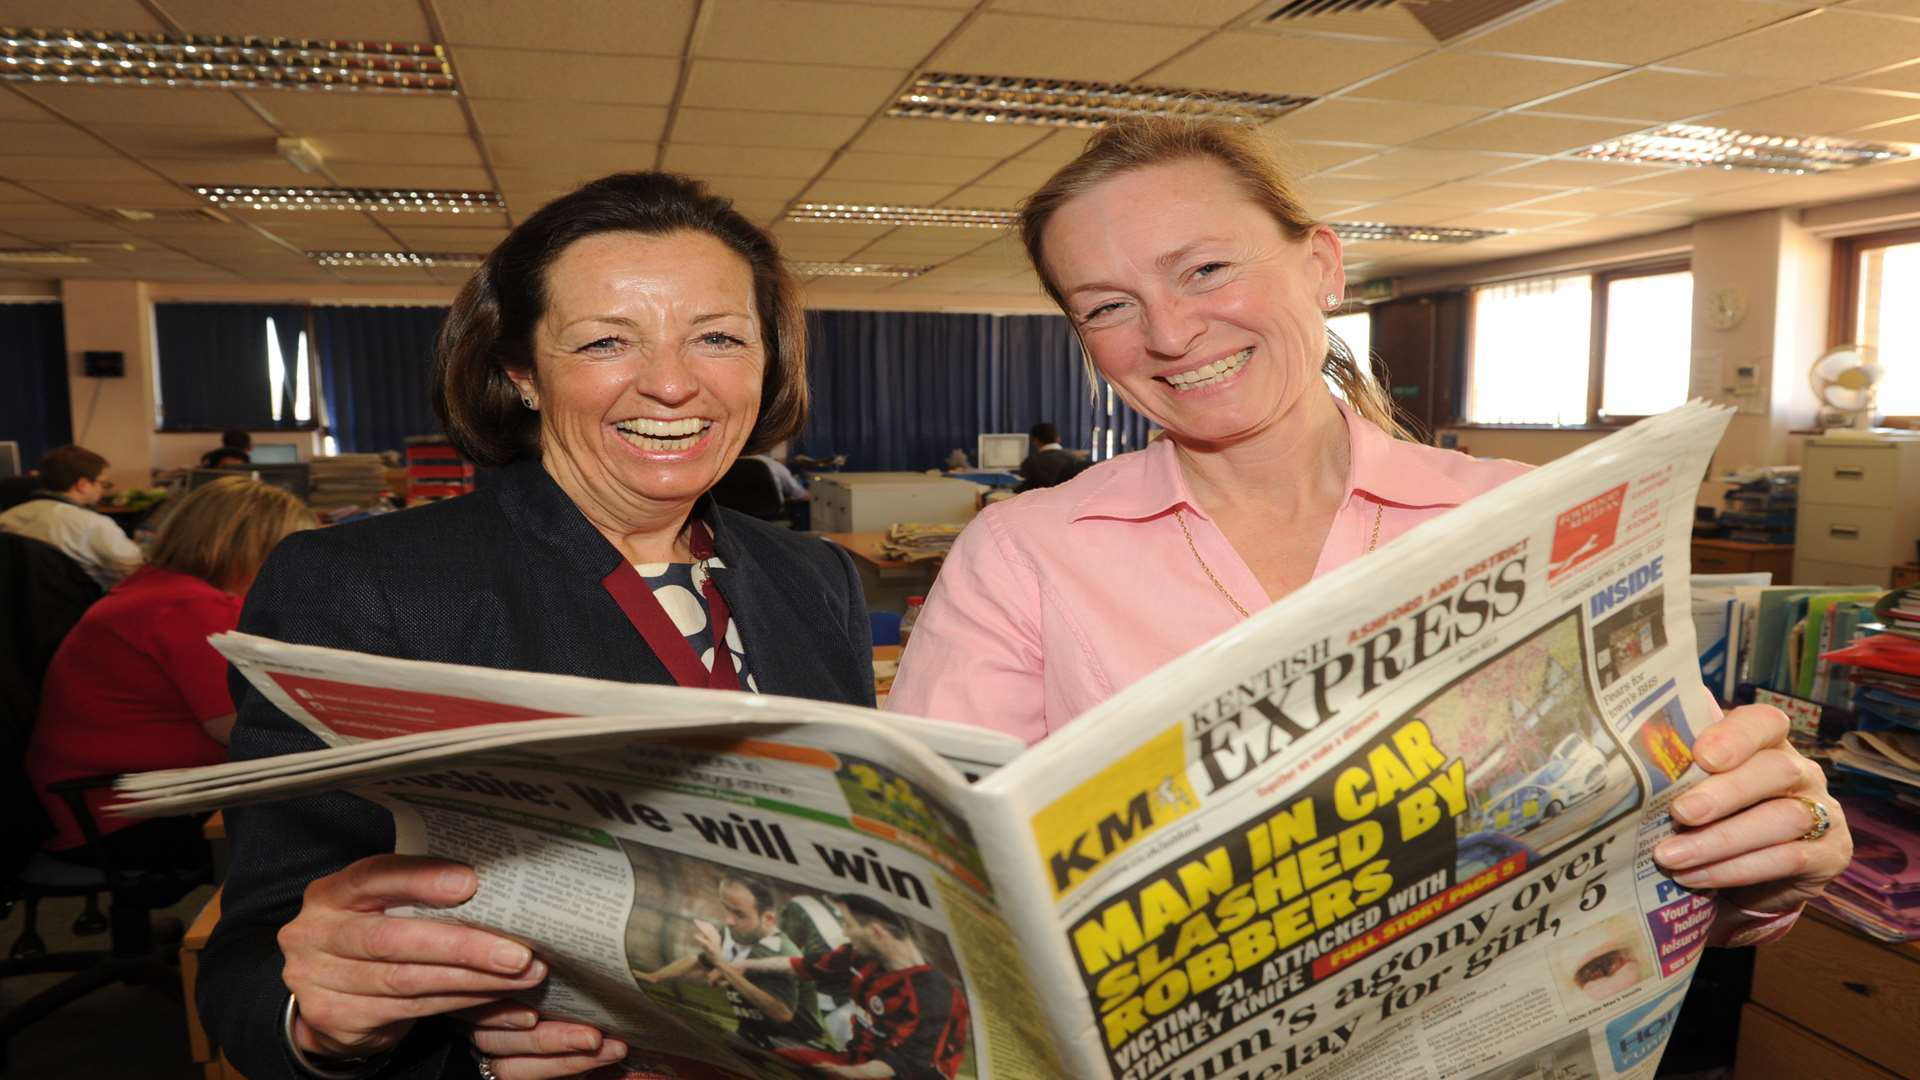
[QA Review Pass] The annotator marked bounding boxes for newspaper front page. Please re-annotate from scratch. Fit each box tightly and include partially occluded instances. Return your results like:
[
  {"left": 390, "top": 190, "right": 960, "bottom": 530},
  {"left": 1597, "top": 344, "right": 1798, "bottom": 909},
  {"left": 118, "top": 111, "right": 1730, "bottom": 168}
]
[
  {"left": 121, "top": 402, "right": 1735, "bottom": 1080},
  {"left": 970, "top": 400, "right": 1735, "bottom": 1080}
]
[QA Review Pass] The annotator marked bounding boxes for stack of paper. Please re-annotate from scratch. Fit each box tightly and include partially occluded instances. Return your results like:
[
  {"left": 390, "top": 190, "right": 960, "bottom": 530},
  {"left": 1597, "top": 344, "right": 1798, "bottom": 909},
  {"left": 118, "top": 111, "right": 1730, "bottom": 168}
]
[
  {"left": 308, "top": 453, "right": 389, "bottom": 511},
  {"left": 880, "top": 522, "right": 965, "bottom": 562},
  {"left": 1815, "top": 796, "right": 1920, "bottom": 941}
]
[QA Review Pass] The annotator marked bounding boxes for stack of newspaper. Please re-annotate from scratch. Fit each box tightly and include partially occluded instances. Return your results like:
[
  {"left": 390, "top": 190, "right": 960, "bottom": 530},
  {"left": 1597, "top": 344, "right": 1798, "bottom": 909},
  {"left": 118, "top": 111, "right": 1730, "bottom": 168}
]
[
  {"left": 307, "top": 453, "right": 389, "bottom": 512},
  {"left": 122, "top": 403, "right": 1739, "bottom": 1080},
  {"left": 880, "top": 522, "right": 965, "bottom": 562}
]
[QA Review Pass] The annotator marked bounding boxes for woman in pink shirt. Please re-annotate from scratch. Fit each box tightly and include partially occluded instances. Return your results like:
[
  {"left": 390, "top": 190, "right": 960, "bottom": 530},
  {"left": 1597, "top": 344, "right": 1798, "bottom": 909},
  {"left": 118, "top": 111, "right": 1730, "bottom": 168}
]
[{"left": 890, "top": 117, "right": 1848, "bottom": 945}]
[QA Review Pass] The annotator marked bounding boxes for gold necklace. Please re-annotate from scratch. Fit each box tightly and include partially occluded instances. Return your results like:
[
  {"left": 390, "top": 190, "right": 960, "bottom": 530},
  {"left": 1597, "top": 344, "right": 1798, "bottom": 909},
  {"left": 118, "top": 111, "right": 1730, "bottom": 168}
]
[{"left": 1176, "top": 501, "right": 1383, "bottom": 618}]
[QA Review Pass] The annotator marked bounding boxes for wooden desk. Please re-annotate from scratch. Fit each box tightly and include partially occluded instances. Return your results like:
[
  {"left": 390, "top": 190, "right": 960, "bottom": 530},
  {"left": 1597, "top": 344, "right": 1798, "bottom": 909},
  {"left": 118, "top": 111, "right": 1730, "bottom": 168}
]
[
  {"left": 873, "top": 644, "right": 902, "bottom": 700},
  {"left": 822, "top": 532, "right": 940, "bottom": 615},
  {"left": 1894, "top": 563, "right": 1920, "bottom": 590},
  {"left": 202, "top": 810, "right": 224, "bottom": 841},
  {"left": 1691, "top": 538, "right": 1794, "bottom": 583},
  {"left": 180, "top": 888, "right": 249, "bottom": 1080},
  {"left": 1736, "top": 908, "right": 1920, "bottom": 1079}
]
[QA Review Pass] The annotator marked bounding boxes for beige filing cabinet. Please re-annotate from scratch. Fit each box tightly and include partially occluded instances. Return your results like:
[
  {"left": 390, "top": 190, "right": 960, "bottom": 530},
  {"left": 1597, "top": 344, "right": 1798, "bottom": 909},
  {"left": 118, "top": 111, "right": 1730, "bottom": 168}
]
[
  {"left": 1793, "top": 435, "right": 1920, "bottom": 588},
  {"left": 809, "top": 472, "right": 982, "bottom": 533}
]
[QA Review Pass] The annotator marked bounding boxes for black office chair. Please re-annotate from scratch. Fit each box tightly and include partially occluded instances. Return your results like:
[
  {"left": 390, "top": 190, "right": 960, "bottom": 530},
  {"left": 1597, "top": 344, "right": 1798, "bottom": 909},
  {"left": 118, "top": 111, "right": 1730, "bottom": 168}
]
[
  {"left": 0, "top": 776, "right": 209, "bottom": 1067},
  {"left": 709, "top": 457, "right": 788, "bottom": 522}
]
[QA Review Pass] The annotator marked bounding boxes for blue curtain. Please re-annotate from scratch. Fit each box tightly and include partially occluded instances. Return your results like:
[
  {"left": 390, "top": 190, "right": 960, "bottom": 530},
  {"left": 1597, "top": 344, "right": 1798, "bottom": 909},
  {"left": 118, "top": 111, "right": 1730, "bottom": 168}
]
[
  {"left": 797, "top": 310, "right": 1155, "bottom": 471},
  {"left": 312, "top": 306, "right": 448, "bottom": 455},
  {"left": 0, "top": 301, "right": 71, "bottom": 466},
  {"left": 153, "top": 302, "right": 307, "bottom": 431}
]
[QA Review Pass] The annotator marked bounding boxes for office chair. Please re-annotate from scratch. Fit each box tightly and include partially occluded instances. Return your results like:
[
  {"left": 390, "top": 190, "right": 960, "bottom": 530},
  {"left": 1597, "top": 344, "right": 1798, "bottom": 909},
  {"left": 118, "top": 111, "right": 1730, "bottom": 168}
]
[{"left": 0, "top": 776, "right": 209, "bottom": 1067}]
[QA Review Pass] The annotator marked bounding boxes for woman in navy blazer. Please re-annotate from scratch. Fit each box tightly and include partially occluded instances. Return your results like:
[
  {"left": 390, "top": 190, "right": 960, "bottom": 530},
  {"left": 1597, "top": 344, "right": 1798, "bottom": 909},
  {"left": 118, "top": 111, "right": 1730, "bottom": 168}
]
[{"left": 200, "top": 174, "right": 873, "bottom": 1080}]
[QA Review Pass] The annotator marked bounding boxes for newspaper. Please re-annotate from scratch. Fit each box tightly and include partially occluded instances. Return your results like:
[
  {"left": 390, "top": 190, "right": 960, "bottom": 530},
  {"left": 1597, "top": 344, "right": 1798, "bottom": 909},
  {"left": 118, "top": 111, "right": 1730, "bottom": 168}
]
[{"left": 121, "top": 401, "right": 1736, "bottom": 1080}]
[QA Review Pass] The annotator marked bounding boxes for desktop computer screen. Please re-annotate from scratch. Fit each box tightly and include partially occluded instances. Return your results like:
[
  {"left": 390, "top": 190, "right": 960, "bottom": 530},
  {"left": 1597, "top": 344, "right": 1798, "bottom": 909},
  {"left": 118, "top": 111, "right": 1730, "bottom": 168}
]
[
  {"left": 250, "top": 442, "right": 300, "bottom": 464},
  {"left": 191, "top": 463, "right": 312, "bottom": 502},
  {"left": 977, "top": 434, "right": 1028, "bottom": 471}
]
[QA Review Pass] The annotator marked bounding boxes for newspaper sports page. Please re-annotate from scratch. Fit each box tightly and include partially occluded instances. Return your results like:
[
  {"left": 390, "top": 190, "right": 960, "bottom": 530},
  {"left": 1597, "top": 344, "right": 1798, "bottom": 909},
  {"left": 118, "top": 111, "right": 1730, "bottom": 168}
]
[
  {"left": 966, "top": 401, "right": 1735, "bottom": 1080},
  {"left": 121, "top": 402, "right": 1736, "bottom": 1079}
]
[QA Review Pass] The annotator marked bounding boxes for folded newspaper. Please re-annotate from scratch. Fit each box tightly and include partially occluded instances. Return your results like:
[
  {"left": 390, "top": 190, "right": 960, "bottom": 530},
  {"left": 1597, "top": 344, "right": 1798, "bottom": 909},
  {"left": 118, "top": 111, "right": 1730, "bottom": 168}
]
[{"left": 122, "top": 402, "right": 1736, "bottom": 1080}]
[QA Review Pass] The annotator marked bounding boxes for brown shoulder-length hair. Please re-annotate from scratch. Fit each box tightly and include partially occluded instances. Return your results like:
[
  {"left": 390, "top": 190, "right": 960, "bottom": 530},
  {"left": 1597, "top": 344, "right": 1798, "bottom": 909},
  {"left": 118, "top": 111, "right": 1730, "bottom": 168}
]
[
  {"left": 433, "top": 172, "right": 809, "bottom": 465},
  {"left": 1018, "top": 117, "right": 1412, "bottom": 441},
  {"left": 148, "top": 476, "right": 317, "bottom": 593}
]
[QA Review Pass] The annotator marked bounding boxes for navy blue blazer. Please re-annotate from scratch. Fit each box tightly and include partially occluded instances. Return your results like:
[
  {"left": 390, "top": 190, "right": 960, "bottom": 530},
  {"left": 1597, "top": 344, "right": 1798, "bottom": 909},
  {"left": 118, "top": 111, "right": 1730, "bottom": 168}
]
[{"left": 199, "top": 458, "right": 873, "bottom": 1080}]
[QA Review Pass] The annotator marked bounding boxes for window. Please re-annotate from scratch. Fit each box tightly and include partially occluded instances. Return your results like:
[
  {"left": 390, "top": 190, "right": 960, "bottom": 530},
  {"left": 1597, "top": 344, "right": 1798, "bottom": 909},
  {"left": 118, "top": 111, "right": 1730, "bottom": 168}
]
[
  {"left": 1464, "top": 267, "right": 1692, "bottom": 426},
  {"left": 1838, "top": 229, "right": 1920, "bottom": 419},
  {"left": 1324, "top": 310, "right": 1372, "bottom": 402},
  {"left": 153, "top": 302, "right": 313, "bottom": 432}
]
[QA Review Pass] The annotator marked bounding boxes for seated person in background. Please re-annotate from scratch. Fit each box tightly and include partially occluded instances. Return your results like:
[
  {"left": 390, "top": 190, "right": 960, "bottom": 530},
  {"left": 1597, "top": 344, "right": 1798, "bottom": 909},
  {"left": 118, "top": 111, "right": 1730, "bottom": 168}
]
[
  {"left": 1014, "top": 421, "right": 1078, "bottom": 493},
  {"left": 201, "top": 429, "right": 253, "bottom": 468},
  {"left": 636, "top": 874, "right": 831, "bottom": 1054},
  {"left": 25, "top": 475, "right": 315, "bottom": 872},
  {"left": 0, "top": 444, "right": 144, "bottom": 590},
  {"left": 751, "top": 442, "right": 810, "bottom": 504}
]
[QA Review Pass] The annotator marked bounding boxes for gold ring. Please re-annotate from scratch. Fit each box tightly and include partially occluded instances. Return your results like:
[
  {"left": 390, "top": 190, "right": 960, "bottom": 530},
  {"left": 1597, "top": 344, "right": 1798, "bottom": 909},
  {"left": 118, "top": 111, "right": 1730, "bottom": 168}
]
[{"left": 1795, "top": 796, "right": 1831, "bottom": 843}]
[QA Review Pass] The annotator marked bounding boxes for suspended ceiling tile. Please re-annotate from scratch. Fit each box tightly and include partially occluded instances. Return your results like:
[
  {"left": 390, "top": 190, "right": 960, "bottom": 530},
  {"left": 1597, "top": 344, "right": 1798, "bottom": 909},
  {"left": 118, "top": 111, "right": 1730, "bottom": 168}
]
[
  {"left": 1695, "top": 87, "right": 1920, "bottom": 135},
  {"left": 1246, "top": 4, "right": 1437, "bottom": 42},
  {"left": 846, "top": 116, "right": 1049, "bottom": 158},
  {"left": 435, "top": 0, "right": 695, "bottom": 56},
  {"left": 1502, "top": 187, "right": 1691, "bottom": 213},
  {"left": 485, "top": 138, "right": 659, "bottom": 174},
  {"left": 699, "top": 175, "right": 812, "bottom": 204},
  {"left": 85, "top": 125, "right": 275, "bottom": 158},
  {"left": 384, "top": 211, "right": 510, "bottom": 230},
  {"left": 984, "top": 0, "right": 1253, "bottom": 26},
  {"left": 1296, "top": 175, "right": 1443, "bottom": 203},
  {"left": 1356, "top": 52, "right": 1618, "bottom": 109},
  {"left": 1143, "top": 30, "right": 1431, "bottom": 97},
  {"left": 767, "top": 232, "right": 873, "bottom": 259},
  {"left": 1328, "top": 201, "right": 1486, "bottom": 226},
  {"left": 1844, "top": 58, "right": 1920, "bottom": 94},
  {"left": 311, "top": 133, "right": 484, "bottom": 167},
  {"left": 251, "top": 92, "right": 471, "bottom": 136},
  {"left": 1465, "top": 0, "right": 1789, "bottom": 65},
  {"left": 1277, "top": 141, "right": 1384, "bottom": 174},
  {"left": 21, "top": 180, "right": 205, "bottom": 207},
  {"left": 148, "top": 158, "right": 314, "bottom": 186},
  {"left": 162, "top": 0, "right": 433, "bottom": 40},
  {"left": 681, "top": 60, "right": 906, "bottom": 115},
  {"left": 1435, "top": 208, "right": 1596, "bottom": 230},
  {"left": 1849, "top": 114, "right": 1920, "bottom": 141},
  {"left": 1015, "top": 130, "right": 1098, "bottom": 164},
  {"left": 937, "top": 184, "right": 1031, "bottom": 209},
  {"left": 968, "top": 156, "right": 1067, "bottom": 189},
  {"left": 1325, "top": 148, "right": 1530, "bottom": 183},
  {"left": 696, "top": 0, "right": 965, "bottom": 67},
  {"left": 1530, "top": 70, "right": 1800, "bottom": 122},
  {"left": 1414, "top": 181, "right": 1568, "bottom": 209},
  {"left": 1666, "top": 9, "right": 1920, "bottom": 82},
  {"left": 323, "top": 164, "right": 497, "bottom": 191},
  {"left": 471, "top": 100, "right": 667, "bottom": 142},
  {"left": 2, "top": 220, "right": 143, "bottom": 242},
  {"left": 801, "top": 178, "right": 961, "bottom": 205},
  {"left": 1268, "top": 99, "right": 1493, "bottom": 146},
  {"left": 856, "top": 229, "right": 997, "bottom": 258},
  {"left": 0, "top": 1, "right": 167, "bottom": 31},
  {"left": 1412, "top": 114, "right": 1650, "bottom": 155},
  {"left": 1484, "top": 157, "right": 1675, "bottom": 186},
  {"left": 385, "top": 226, "right": 511, "bottom": 248},
  {"left": 0, "top": 119, "right": 115, "bottom": 155},
  {"left": 669, "top": 108, "right": 862, "bottom": 150},
  {"left": 492, "top": 164, "right": 624, "bottom": 192},
  {"left": 927, "top": 14, "right": 1206, "bottom": 82},
  {"left": 661, "top": 144, "right": 835, "bottom": 180},
  {"left": 0, "top": 154, "right": 157, "bottom": 182},
  {"left": 769, "top": 220, "right": 896, "bottom": 244},
  {"left": 452, "top": 47, "right": 681, "bottom": 105},
  {"left": 1605, "top": 166, "right": 1776, "bottom": 195},
  {"left": 820, "top": 152, "right": 1001, "bottom": 186},
  {"left": 17, "top": 85, "right": 281, "bottom": 132}
]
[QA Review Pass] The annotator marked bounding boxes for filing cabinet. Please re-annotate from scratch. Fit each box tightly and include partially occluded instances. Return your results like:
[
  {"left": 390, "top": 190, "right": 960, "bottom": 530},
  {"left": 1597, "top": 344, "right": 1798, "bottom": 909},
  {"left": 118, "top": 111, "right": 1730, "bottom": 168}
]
[
  {"left": 809, "top": 472, "right": 982, "bottom": 533},
  {"left": 1792, "top": 436, "right": 1920, "bottom": 589}
]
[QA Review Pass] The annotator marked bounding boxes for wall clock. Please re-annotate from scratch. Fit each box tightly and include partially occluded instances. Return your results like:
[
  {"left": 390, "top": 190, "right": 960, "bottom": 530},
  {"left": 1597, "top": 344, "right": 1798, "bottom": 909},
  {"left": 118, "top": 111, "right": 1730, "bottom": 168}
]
[{"left": 1707, "top": 286, "right": 1747, "bottom": 331}]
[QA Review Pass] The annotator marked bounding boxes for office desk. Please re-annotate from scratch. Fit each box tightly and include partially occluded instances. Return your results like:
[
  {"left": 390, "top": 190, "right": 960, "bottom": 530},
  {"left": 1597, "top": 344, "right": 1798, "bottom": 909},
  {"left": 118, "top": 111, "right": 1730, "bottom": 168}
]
[
  {"left": 1691, "top": 538, "right": 1794, "bottom": 582},
  {"left": 874, "top": 643, "right": 902, "bottom": 702},
  {"left": 822, "top": 532, "right": 940, "bottom": 615}
]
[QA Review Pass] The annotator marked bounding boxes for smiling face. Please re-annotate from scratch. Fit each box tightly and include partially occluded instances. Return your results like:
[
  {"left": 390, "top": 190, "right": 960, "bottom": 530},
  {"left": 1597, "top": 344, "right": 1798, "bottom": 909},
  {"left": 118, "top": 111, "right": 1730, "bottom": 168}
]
[
  {"left": 512, "top": 229, "right": 766, "bottom": 530},
  {"left": 1040, "top": 157, "right": 1345, "bottom": 449}
]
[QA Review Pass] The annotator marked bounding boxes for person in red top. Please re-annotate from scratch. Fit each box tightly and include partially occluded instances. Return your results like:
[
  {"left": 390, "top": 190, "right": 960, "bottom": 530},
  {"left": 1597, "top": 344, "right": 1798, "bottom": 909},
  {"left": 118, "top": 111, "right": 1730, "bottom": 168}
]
[
  {"left": 735, "top": 892, "right": 971, "bottom": 1080},
  {"left": 26, "top": 475, "right": 315, "bottom": 870}
]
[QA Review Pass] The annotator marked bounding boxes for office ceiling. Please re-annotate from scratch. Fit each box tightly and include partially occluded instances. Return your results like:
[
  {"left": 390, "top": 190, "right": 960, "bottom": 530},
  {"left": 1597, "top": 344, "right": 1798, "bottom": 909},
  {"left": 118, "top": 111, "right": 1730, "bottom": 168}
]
[{"left": 2, "top": 0, "right": 1920, "bottom": 307}]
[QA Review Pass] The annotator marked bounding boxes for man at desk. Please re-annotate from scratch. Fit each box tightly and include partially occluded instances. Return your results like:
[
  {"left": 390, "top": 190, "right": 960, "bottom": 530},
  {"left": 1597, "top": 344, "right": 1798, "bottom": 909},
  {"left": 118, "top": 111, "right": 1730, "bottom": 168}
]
[
  {"left": 0, "top": 444, "right": 142, "bottom": 589},
  {"left": 1016, "top": 422, "right": 1080, "bottom": 493}
]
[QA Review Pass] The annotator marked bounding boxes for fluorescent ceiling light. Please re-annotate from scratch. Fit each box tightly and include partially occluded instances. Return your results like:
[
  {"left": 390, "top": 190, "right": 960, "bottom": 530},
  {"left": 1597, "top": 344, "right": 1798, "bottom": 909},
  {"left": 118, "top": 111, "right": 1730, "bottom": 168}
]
[
  {"left": 0, "top": 249, "right": 89, "bottom": 263},
  {"left": 786, "top": 203, "right": 1018, "bottom": 229},
  {"left": 196, "top": 186, "right": 504, "bottom": 213},
  {"left": 0, "top": 26, "right": 455, "bottom": 93},
  {"left": 892, "top": 72, "right": 1312, "bottom": 128},
  {"left": 789, "top": 262, "right": 931, "bottom": 278},
  {"left": 1331, "top": 222, "right": 1509, "bottom": 244},
  {"left": 308, "top": 250, "right": 484, "bottom": 268},
  {"left": 1575, "top": 124, "right": 1911, "bottom": 174}
]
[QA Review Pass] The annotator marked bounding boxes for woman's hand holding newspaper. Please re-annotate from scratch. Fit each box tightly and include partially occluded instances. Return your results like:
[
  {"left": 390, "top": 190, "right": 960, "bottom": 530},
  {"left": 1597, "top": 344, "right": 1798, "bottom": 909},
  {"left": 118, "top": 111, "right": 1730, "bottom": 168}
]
[
  {"left": 278, "top": 855, "right": 588, "bottom": 1067},
  {"left": 1652, "top": 704, "right": 1853, "bottom": 919}
]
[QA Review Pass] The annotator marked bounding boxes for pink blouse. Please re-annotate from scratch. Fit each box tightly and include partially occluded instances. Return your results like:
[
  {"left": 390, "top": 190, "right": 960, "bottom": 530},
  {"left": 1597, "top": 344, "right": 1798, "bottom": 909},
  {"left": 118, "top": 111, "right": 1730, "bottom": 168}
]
[{"left": 887, "top": 402, "right": 1532, "bottom": 743}]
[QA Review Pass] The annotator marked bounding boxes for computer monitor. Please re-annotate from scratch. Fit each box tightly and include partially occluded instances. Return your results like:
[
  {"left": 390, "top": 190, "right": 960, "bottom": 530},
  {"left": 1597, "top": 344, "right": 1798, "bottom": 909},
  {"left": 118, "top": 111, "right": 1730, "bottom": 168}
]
[
  {"left": 250, "top": 442, "right": 300, "bottom": 464},
  {"left": 0, "top": 441, "right": 19, "bottom": 479},
  {"left": 977, "top": 433, "right": 1028, "bottom": 471}
]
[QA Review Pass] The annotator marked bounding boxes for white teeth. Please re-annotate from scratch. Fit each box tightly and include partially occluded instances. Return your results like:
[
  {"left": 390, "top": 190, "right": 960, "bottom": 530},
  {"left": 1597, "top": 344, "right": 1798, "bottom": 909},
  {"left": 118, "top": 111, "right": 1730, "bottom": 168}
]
[
  {"left": 1165, "top": 347, "right": 1251, "bottom": 390},
  {"left": 618, "top": 417, "right": 707, "bottom": 437},
  {"left": 614, "top": 418, "right": 711, "bottom": 452}
]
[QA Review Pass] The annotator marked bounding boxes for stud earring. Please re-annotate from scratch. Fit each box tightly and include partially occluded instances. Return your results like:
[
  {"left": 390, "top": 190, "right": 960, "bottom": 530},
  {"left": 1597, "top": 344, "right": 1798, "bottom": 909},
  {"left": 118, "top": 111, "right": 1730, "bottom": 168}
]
[
  {"left": 521, "top": 396, "right": 537, "bottom": 410},
  {"left": 1326, "top": 293, "right": 1339, "bottom": 309}
]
